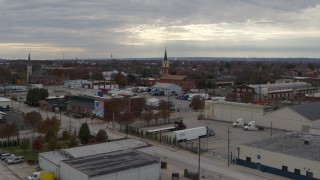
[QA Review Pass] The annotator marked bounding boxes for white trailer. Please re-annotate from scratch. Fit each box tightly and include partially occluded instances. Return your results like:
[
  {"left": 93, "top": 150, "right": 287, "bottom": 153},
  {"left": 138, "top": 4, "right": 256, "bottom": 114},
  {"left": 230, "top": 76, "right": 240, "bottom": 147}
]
[
  {"left": 173, "top": 127, "right": 207, "bottom": 141},
  {"left": 146, "top": 98, "right": 160, "bottom": 107}
]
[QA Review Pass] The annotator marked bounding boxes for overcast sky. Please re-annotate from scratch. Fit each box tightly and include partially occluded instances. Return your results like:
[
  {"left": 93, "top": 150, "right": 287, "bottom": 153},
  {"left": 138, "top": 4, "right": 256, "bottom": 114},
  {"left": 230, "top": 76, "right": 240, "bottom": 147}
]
[{"left": 1, "top": 0, "right": 320, "bottom": 60}]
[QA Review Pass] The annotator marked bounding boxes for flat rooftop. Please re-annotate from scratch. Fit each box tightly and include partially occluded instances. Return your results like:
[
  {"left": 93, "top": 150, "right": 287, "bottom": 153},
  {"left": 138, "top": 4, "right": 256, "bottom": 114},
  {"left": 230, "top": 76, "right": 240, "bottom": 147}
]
[
  {"left": 39, "top": 139, "right": 147, "bottom": 165},
  {"left": 0, "top": 97, "right": 11, "bottom": 102},
  {"left": 63, "top": 149, "right": 159, "bottom": 177},
  {"left": 241, "top": 133, "right": 320, "bottom": 162}
]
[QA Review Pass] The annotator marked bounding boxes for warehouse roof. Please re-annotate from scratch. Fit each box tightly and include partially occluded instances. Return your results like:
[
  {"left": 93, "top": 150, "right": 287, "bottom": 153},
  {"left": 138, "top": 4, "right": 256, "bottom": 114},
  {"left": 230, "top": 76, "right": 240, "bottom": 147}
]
[
  {"left": 39, "top": 139, "right": 147, "bottom": 165},
  {"left": 288, "top": 102, "right": 320, "bottom": 121},
  {"left": 242, "top": 133, "right": 320, "bottom": 162},
  {"left": 212, "top": 100, "right": 274, "bottom": 110},
  {"left": 61, "top": 139, "right": 147, "bottom": 158},
  {"left": 249, "top": 82, "right": 308, "bottom": 89},
  {"left": 63, "top": 149, "right": 159, "bottom": 177}
]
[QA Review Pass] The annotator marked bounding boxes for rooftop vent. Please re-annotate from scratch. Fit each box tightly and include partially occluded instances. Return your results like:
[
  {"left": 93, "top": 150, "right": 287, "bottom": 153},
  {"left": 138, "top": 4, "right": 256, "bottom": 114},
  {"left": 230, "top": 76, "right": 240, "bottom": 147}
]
[{"left": 304, "top": 139, "right": 310, "bottom": 145}]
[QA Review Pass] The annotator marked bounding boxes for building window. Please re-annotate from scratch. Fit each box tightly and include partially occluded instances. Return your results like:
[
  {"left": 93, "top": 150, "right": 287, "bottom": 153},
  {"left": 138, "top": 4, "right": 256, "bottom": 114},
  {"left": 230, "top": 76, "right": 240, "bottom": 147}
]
[
  {"left": 294, "top": 169, "right": 300, "bottom": 175},
  {"left": 306, "top": 172, "right": 313, "bottom": 178},
  {"left": 282, "top": 166, "right": 288, "bottom": 172},
  {"left": 246, "top": 157, "right": 251, "bottom": 162}
]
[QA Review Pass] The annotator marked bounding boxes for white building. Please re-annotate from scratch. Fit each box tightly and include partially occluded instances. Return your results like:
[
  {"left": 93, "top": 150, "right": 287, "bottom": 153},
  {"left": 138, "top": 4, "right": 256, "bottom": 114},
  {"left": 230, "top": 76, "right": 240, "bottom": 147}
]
[
  {"left": 204, "top": 101, "right": 274, "bottom": 123},
  {"left": 60, "top": 149, "right": 160, "bottom": 180},
  {"left": 151, "top": 83, "right": 182, "bottom": 96},
  {"left": 204, "top": 101, "right": 320, "bottom": 132},
  {"left": 38, "top": 139, "right": 148, "bottom": 179},
  {"left": 237, "top": 133, "right": 320, "bottom": 179}
]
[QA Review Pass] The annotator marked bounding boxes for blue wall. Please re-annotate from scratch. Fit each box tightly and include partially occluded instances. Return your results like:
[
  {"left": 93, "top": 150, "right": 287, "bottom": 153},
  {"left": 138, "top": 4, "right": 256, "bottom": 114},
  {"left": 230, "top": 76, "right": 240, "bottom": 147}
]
[{"left": 236, "top": 159, "right": 318, "bottom": 180}]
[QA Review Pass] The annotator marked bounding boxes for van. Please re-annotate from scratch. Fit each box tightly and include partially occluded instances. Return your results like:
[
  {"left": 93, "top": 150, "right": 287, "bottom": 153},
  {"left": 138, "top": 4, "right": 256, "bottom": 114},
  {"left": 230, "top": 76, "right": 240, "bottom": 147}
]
[{"left": 7, "top": 156, "right": 24, "bottom": 165}]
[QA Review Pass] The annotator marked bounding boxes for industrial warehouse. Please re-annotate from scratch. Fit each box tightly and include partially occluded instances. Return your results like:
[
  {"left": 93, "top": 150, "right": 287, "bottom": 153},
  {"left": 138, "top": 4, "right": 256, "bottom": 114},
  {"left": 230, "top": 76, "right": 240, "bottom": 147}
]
[{"left": 237, "top": 132, "right": 320, "bottom": 180}]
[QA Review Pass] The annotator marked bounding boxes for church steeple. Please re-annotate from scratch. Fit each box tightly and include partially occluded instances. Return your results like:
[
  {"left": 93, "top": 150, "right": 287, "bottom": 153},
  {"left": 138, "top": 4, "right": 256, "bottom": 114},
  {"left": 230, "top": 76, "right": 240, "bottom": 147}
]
[
  {"left": 164, "top": 49, "right": 167, "bottom": 62},
  {"left": 161, "top": 49, "right": 169, "bottom": 75}
]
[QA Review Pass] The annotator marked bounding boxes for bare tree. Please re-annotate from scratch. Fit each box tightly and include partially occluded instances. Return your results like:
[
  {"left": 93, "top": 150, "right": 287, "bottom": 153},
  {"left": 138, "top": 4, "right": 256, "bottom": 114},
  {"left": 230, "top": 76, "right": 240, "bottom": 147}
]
[
  {"left": 0, "top": 123, "right": 18, "bottom": 142},
  {"left": 143, "top": 109, "right": 154, "bottom": 127},
  {"left": 24, "top": 111, "right": 42, "bottom": 140},
  {"left": 190, "top": 96, "right": 203, "bottom": 111},
  {"left": 159, "top": 100, "right": 170, "bottom": 122}
]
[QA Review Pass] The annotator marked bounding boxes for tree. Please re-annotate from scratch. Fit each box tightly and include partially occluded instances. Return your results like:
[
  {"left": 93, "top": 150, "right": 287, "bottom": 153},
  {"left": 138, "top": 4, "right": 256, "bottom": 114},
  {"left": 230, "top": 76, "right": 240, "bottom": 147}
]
[
  {"left": 20, "top": 139, "right": 29, "bottom": 153},
  {"left": 117, "top": 111, "right": 135, "bottom": 131},
  {"left": 26, "top": 88, "right": 49, "bottom": 106},
  {"left": 45, "top": 128, "right": 56, "bottom": 142},
  {"left": 47, "top": 137, "right": 58, "bottom": 151},
  {"left": 159, "top": 100, "right": 170, "bottom": 122},
  {"left": 190, "top": 95, "right": 203, "bottom": 110},
  {"left": 154, "top": 111, "right": 160, "bottom": 125},
  {"left": 96, "top": 129, "right": 108, "bottom": 142},
  {"left": 143, "top": 109, "right": 154, "bottom": 127},
  {"left": 69, "top": 135, "right": 78, "bottom": 148},
  {"left": 32, "top": 138, "right": 43, "bottom": 151},
  {"left": 62, "top": 130, "right": 70, "bottom": 140},
  {"left": 37, "top": 116, "right": 60, "bottom": 137},
  {"left": 24, "top": 111, "right": 42, "bottom": 140},
  {"left": 78, "top": 123, "right": 90, "bottom": 143},
  {"left": 0, "top": 123, "right": 18, "bottom": 142}
]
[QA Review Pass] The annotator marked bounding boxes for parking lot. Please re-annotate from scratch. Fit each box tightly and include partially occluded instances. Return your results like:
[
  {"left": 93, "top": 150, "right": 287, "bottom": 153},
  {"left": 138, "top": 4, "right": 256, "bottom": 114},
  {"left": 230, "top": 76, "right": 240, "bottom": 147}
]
[
  {"left": 0, "top": 159, "right": 36, "bottom": 180},
  {"left": 142, "top": 114, "right": 287, "bottom": 160}
]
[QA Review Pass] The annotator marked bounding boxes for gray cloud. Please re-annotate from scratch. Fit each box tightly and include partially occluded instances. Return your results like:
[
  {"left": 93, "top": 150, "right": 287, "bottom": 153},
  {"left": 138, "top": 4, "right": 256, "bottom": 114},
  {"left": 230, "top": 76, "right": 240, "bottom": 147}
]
[{"left": 0, "top": 0, "right": 320, "bottom": 59}]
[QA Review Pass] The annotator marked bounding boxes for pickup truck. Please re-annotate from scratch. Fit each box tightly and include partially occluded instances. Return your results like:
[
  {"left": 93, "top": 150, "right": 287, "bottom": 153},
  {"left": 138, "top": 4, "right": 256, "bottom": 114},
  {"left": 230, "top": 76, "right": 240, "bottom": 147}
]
[{"left": 7, "top": 156, "right": 24, "bottom": 165}]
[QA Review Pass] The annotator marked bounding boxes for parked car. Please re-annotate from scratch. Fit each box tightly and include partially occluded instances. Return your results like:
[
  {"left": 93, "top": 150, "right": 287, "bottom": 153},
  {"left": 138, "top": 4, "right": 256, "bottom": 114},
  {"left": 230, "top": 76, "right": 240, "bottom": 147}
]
[
  {"left": 27, "top": 172, "right": 40, "bottom": 180},
  {"left": 7, "top": 156, "right": 24, "bottom": 165},
  {"left": 1, "top": 153, "right": 11, "bottom": 160},
  {"left": 4, "top": 154, "right": 15, "bottom": 163}
]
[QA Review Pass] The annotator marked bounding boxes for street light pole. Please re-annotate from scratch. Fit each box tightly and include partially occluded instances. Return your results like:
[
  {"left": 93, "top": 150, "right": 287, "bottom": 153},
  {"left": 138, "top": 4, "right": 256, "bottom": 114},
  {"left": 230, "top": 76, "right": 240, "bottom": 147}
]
[
  {"left": 206, "top": 123, "right": 209, "bottom": 152},
  {"left": 178, "top": 102, "right": 181, "bottom": 119},
  {"left": 198, "top": 137, "right": 201, "bottom": 180},
  {"left": 226, "top": 127, "right": 232, "bottom": 166}
]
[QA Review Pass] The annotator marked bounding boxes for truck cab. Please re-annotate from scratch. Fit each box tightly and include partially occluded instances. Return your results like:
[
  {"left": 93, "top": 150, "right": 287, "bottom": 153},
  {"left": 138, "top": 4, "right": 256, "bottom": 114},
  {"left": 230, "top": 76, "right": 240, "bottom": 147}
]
[
  {"left": 244, "top": 121, "right": 264, "bottom": 131},
  {"left": 232, "top": 118, "right": 245, "bottom": 127}
]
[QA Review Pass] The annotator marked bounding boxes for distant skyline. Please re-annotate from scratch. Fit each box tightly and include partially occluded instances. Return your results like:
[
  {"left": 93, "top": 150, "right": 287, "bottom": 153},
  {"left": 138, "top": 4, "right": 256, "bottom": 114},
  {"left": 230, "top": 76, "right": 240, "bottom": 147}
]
[{"left": 1, "top": 0, "right": 320, "bottom": 60}]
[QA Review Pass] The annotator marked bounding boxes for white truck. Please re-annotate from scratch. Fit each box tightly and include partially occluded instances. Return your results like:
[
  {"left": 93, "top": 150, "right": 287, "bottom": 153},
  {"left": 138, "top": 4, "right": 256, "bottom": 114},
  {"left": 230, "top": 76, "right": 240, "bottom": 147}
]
[
  {"left": 146, "top": 98, "right": 160, "bottom": 107},
  {"left": 232, "top": 118, "right": 246, "bottom": 127},
  {"left": 244, "top": 121, "right": 264, "bottom": 131},
  {"left": 173, "top": 126, "right": 215, "bottom": 141}
]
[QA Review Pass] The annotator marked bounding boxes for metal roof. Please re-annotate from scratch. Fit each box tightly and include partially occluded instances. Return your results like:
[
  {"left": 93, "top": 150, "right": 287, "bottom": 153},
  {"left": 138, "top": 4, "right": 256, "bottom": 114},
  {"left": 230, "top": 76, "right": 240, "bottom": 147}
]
[
  {"left": 288, "top": 102, "right": 320, "bottom": 121},
  {"left": 61, "top": 139, "right": 147, "bottom": 158},
  {"left": 39, "top": 139, "right": 147, "bottom": 165},
  {"left": 241, "top": 133, "right": 320, "bottom": 162},
  {"left": 63, "top": 149, "right": 159, "bottom": 177}
]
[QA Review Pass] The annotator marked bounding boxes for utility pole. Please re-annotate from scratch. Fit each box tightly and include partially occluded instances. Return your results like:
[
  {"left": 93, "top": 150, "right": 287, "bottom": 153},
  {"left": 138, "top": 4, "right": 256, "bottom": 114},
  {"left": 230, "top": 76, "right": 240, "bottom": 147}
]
[
  {"left": 271, "top": 122, "right": 273, "bottom": 137},
  {"left": 206, "top": 123, "right": 209, "bottom": 151},
  {"left": 198, "top": 137, "right": 201, "bottom": 180},
  {"left": 226, "top": 127, "right": 232, "bottom": 166}
]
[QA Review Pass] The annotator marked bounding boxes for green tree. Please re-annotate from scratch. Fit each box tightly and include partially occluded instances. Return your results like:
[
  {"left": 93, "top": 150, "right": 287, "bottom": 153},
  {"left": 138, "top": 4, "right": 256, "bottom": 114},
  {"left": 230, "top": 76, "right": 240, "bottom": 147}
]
[
  {"left": 78, "top": 123, "right": 90, "bottom": 143},
  {"left": 96, "top": 129, "right": 108, "bottom": 142},
  {"left": 26, "top": 88, "right": 48, "bottom": 106},
  {"left": 45, "top": 128, "right": 56, "bottom": 142},
  {"left": 20, "top": 139, "right": 29, "bottom": 153},
  {"left": 69, "top": 135, "right": 78, "bottom": 148},
  {"left": 47, "top": 137, "right": 58, "bottom": 151}
]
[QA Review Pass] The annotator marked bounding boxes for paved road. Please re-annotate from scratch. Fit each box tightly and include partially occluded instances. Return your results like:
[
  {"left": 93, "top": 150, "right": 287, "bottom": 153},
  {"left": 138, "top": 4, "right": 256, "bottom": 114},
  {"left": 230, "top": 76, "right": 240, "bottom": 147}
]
[{"left": 138, "top": 143, "right": 277, "bottom": 180}]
